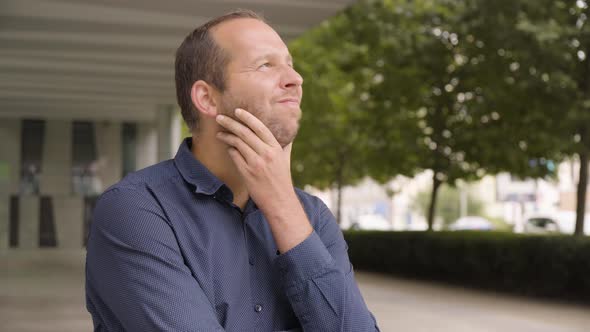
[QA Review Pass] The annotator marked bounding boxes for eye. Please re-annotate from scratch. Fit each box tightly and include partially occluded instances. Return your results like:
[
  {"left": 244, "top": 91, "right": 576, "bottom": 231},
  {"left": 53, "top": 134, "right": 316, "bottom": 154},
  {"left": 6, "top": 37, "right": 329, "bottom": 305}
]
[{"left": 258, "top": 62, "right": 271, "bottom": 69}]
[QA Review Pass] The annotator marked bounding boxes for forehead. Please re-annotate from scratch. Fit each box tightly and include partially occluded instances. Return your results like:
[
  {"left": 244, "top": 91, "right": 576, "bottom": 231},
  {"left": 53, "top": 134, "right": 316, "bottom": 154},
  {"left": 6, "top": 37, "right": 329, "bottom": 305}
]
[{"left": 211, "top": 18, "right": 290, "bottom": 64}]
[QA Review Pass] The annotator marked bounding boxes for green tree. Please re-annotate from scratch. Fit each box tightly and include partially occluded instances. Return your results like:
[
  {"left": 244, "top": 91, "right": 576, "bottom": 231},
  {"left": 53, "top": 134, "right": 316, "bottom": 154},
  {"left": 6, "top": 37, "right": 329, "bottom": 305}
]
[
  {"left": 351, "top": 0, "right": 558, "bottom": 230},
  {"left": 412, "top": 183, "right": 484, "bottom": 228},
  {"left": 290, "top": 15, "right": 376, "bottom": 223},
  {"left": 456, "top": 0, "right": 587, "bottom": 234},
  {"left": 507, "top": 0, "right": 589, "bottom": 234},
  {"left": 290, "top": 0, "right": 576, "bottom": 231}
]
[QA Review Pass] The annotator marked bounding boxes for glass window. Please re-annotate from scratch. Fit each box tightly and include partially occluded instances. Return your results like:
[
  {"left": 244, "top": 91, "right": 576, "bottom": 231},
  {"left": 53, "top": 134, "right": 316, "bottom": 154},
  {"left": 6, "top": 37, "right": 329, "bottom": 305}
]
[
  {"left": 20, "top": 119, "right": 45, "bottom": 195},
  {"left": 9, "top": 196, "right": 19, "bottom": 248}
]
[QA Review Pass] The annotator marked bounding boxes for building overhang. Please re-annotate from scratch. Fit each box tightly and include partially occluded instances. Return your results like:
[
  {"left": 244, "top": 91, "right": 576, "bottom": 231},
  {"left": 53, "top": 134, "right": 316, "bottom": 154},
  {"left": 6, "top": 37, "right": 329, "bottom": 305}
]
[{"left": 0, "top": 0, "right": 355, "bottom": 121}]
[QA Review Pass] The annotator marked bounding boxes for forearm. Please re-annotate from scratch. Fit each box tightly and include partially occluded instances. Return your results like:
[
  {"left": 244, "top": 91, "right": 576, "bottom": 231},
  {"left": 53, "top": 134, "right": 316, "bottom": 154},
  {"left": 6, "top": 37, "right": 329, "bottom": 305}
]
[
  {"left": 275, "top": 232, "right": 380, "bottom": 332},
  {"left": 260, "top": 190, "right": 313, "bottom": 254}
]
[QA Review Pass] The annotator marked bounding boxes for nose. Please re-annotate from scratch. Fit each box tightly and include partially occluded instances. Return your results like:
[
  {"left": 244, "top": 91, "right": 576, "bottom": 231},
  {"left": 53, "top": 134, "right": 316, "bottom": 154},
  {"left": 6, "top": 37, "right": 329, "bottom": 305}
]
[{"left": 281, "top": 65, "right": 303, "bottom": 89}]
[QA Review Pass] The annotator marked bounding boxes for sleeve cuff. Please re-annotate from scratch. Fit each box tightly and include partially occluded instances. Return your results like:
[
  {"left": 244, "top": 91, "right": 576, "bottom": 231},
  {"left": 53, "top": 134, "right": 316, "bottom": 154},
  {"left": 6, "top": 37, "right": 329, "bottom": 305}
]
[{"left": 274, "top": 231, "right": 335, "bottom": 286}]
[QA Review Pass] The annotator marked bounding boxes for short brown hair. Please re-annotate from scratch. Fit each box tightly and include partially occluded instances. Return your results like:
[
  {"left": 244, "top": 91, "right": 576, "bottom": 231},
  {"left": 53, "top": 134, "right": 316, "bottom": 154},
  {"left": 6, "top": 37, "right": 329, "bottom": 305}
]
[{"left": 175, "top": 10, "right": 264, "bottom": 131}]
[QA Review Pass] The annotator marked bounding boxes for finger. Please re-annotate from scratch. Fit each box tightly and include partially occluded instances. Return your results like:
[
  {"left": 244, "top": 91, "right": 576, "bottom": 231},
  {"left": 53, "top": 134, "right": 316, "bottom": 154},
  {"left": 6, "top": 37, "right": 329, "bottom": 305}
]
[
  {"left": 216, "top": 132, "right": 258, "bottom": 165},
  {"left": 234, "top": 108, "right": 279, "bottom": 147},
  {"left": 216, "top": 114, "right": 267, "bottom": 154}
]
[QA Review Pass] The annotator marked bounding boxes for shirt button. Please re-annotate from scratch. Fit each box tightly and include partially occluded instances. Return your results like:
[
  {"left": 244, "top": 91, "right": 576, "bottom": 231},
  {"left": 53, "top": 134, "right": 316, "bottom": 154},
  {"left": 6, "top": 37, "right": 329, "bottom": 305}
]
[{"left": 254, "top": 304, "right": 263, "bottom": 313}]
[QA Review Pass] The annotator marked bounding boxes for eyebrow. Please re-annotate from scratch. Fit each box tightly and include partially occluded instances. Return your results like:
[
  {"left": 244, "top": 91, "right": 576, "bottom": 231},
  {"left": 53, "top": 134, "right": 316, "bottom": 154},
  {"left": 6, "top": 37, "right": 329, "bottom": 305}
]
[{"left": 251, "top": 53, "right": 293, "bottom": 64}]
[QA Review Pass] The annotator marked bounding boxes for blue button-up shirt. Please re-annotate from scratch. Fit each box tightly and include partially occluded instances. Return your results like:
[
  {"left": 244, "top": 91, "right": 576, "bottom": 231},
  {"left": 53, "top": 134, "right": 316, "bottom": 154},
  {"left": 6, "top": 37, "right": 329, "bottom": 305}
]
[{"left": 86, "top": 138, "right": 379, "bottom": 332}]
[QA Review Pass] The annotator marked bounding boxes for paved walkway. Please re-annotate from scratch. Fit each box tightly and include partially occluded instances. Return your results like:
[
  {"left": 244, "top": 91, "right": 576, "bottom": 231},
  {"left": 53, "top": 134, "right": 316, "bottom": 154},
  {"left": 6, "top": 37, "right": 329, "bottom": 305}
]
[
  {"left": 1, "top": 250, "right": 589, "bottom": 331},
  {"left": 356, "top": 272, "right": 590, "bottom": 332}
]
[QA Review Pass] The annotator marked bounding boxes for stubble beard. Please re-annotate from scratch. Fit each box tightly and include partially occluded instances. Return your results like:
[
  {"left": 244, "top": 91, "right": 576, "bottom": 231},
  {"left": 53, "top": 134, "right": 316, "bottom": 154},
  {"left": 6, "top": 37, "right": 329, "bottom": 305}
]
[{"left": 218, "top": 93, "right": 300, "bottom": 148}]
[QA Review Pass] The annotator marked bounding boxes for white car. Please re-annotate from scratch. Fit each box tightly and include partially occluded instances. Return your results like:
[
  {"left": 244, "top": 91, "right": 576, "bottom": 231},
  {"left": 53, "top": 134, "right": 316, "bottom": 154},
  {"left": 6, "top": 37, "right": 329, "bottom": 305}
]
[
  {"left": 349, "top": 214, "right": 393, "bottom": 231},
  {"left": 449, "top": 216, "right": 493, "bottom": 231},
  {"left": 524, "top": 217, "right": 560, "bottom": 234}
]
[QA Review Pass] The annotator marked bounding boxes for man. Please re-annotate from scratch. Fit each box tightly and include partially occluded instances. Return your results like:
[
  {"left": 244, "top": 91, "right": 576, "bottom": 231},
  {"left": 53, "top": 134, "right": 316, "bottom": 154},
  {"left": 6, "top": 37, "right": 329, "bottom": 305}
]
[{"left": 86, "top": 10, "right": 380, "bottom": 332}]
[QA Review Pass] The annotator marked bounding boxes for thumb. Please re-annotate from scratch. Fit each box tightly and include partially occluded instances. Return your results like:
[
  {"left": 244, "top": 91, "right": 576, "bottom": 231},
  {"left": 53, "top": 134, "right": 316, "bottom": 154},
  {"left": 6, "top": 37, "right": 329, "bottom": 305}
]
[{"left": 282, "top": 142, "right": 293, "bottom": 167}]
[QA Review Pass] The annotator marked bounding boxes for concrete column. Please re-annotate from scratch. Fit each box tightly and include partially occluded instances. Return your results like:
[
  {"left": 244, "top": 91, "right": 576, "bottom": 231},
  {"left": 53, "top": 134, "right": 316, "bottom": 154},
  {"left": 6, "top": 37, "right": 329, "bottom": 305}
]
[
  {"left": 156, "top": 105, "right": 180, "bottom": 162},
  {"left": 54, "top": 196, "right": 84, "bottom": 249},
  {"left": 19, "top": 196, "right": 40, "bottom": 248},
  {"left": 0, "top": 118, "right": 21, "bottom": 195},
  {"left": 0, "top": 118, "right": 21, "bottom": 249},
  {"left": 39, "top": 120, "right": 72, "bottom": 196},
  {"left": 95, "top": 121, "right": 122, "bottom": 189},
  {"left": 136, "top": 122, "right": 157, "bottom": 170},
  {"left": 0, "top": 195, "right": 8, "bottom": 249},
  {"left": 171, "top": 111, "right": 182, "bottom": 155}
]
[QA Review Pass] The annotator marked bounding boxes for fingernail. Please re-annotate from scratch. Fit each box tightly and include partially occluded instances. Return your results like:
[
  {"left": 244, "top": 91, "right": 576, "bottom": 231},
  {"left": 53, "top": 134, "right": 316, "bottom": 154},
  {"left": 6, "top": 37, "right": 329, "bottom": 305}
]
[
  {"left": 235, "top": 108, "right": 242, "bottom": 115},
  {"left": 216, "top": 115, "right": 224, "bottom": 121}
]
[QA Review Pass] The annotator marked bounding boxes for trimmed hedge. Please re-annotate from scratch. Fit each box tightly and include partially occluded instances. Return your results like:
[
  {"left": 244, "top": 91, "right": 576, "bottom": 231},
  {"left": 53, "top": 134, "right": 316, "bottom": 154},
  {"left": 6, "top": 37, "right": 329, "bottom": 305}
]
[{"left": 343, "top": 230, "right": 590, "bottom": 302}]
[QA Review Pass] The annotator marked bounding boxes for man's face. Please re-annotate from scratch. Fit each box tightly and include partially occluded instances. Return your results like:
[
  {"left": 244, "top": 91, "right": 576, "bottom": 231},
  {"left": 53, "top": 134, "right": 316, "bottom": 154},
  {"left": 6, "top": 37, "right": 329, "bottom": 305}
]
[{"left": 212, "top": 18, "right": 303, "bottom": 147}]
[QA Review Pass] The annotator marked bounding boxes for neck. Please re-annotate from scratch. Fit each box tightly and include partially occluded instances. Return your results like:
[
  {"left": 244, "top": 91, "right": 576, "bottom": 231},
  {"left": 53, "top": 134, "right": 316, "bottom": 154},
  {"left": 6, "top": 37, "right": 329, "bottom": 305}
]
[{"left": 191, "top": 128, "right": 249, "bottom": 210}]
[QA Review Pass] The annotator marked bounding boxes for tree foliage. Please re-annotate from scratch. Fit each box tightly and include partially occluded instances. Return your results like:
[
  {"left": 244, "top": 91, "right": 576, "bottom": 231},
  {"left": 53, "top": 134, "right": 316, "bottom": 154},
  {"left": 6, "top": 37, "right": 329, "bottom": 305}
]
[{"left": 290, "top": 0, "right": 588, "bottom": 233}]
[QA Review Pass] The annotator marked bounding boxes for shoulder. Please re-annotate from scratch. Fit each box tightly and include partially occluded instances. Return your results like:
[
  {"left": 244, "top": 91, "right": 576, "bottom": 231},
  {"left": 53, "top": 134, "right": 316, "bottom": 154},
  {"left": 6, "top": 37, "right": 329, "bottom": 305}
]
[
  {"left": 294, "top": 187, "right": 335, "bottom": 229},
  {"left": 294, "top": 188, "right": 345, "bottom": 250},
  {"left": 294, "top": 187, "right": 329, "bottom": 212},
  {"left": 93, "top": 160, "right": 179, "bottom": 226},
  {"left": 101, "top": 159, "right": 179, "bottom": 198}
]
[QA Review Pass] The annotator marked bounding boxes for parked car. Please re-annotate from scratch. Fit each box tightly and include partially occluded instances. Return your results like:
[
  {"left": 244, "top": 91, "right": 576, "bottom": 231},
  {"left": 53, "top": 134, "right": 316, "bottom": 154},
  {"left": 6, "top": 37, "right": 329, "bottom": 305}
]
[
  {"left": 349, "top": 214, "right": 393, "bottom": 231},
  {"left": 448, "top": 216, "right": 493, "bottom": 231},
  {"left": 524, "top": 217, "right": 560, "bottom": 234}
]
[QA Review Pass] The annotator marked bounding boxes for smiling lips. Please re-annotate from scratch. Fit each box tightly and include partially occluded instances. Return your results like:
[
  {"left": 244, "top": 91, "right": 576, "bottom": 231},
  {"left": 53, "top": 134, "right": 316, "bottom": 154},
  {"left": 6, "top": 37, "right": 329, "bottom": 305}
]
[{"left": 277, "top": 98, "right": 300, "bottom": 106}]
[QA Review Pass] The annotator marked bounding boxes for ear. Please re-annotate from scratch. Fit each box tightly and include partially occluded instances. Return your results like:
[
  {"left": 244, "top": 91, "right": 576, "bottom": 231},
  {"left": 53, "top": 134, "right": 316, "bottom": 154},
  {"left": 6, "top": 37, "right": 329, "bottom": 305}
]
[{"left": 190, "top": 80, "right": 219, "bottom": 118}]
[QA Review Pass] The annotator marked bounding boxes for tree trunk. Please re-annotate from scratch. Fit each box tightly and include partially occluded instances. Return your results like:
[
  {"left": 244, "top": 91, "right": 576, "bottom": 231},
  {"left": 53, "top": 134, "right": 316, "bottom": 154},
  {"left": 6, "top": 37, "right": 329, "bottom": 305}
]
[
  {"left": 336, "top": 175, "right": 343, "bottom": 225},
  {"left": 335, "top": 155, "right": 345, "bottom": 225},
  {"left": 427, "top": 173, "right": 442, "bottom": 231},
  {"left": 574, "top": 45, "right": 590, "bottom": 236},
  {"left": 574, "top": 147, "right": 588, "bottom": 236}
]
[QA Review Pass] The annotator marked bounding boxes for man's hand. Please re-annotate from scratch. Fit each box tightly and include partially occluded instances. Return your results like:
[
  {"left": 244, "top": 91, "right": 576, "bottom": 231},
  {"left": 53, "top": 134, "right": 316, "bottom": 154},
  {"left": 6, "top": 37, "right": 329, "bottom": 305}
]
[
  {"left": 215, "top": 108, "right": 292, "bottom": 211},
  {"left": 216, "top": 108, "right": 312, "bottom": 252}
]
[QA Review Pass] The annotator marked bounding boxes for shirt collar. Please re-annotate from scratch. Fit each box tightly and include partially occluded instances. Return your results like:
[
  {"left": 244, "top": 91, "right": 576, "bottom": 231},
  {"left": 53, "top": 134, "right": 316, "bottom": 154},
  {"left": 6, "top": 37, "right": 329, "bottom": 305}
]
[{"left": 174, "top": 137, "right": 231, "bottom": 198}]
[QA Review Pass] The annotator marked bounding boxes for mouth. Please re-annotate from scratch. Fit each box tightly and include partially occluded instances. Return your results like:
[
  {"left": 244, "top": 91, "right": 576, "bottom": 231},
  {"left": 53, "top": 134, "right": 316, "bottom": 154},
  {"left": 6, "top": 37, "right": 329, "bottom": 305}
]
[{"left": 277, "top": 98, "right": 300, "bottom": 106}]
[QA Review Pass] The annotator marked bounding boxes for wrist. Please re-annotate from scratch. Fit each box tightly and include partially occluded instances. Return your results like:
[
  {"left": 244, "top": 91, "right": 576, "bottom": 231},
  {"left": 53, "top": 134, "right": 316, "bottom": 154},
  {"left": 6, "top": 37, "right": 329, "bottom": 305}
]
[{"left": 257, "top": 188, "right": 299, "bottom": 218}]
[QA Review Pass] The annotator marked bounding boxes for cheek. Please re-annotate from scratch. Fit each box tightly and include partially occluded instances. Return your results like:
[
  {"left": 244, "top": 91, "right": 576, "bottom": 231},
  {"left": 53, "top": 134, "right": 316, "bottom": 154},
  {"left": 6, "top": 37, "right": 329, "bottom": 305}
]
[{"left": 226, "top": 73, "right": 278, "bottom": 115}]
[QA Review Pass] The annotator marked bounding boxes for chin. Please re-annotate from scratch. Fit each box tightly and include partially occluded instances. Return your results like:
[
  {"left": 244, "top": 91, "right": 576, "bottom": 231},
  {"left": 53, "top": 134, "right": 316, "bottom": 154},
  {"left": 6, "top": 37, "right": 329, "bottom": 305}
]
[
  {"left": 268, "top": 117, "right": 300, "bottom": 147},
  {"left": 275, "top": 127, "right": 299, "bottom": 148}
]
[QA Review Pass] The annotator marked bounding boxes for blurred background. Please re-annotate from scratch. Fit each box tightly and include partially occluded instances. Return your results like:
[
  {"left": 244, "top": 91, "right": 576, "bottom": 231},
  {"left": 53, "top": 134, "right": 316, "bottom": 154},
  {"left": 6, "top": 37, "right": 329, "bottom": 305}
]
[{"left": 0, "top": 0, "right": 589, "bottom": 331}]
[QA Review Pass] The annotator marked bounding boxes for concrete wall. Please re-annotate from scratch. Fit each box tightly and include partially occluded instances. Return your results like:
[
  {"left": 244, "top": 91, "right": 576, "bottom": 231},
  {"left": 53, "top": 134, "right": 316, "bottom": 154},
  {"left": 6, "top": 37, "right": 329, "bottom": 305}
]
[
  {"left": 0, "top": 119, "right": 21, "bottom": 195},
  {"left": 54, "top": 197, "right": 84, "bottom": 249},
  {"left": 0, "top": 119, "right": 21, "bottom": 249},
  {"left": 19, "top": 196, "right": 40, "bottom": 249},
  {"left": 95, "top": 121, "right": 122, "bottom": 190},
  {"left": 0, "top": 199, "right": 8, "bottom": 249},
  {"left": 137, "top": 122, "right": 157, "bottom": 170}
]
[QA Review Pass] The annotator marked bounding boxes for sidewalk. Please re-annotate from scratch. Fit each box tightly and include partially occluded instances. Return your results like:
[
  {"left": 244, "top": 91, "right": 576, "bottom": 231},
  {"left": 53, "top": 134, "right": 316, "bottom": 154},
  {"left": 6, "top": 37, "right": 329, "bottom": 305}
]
[
  {"left": 1, "top": 250, "right": 588, "bottom": 332},
  {"left": 357, "top": 272, "right": 590, "bottom": 332}
]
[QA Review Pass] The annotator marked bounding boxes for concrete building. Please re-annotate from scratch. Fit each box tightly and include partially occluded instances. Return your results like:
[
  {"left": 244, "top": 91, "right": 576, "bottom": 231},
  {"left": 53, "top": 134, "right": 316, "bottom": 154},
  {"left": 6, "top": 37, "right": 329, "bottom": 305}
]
[{"left": 0, "top": 0, "right": 356, "bottom": 250}]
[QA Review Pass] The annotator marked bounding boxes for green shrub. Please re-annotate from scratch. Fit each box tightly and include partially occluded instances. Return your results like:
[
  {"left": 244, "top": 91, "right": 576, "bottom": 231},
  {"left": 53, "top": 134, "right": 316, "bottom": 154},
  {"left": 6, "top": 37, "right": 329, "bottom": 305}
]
[{"left": 344, "top": 230, "right": 590, "bottom": 302}]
